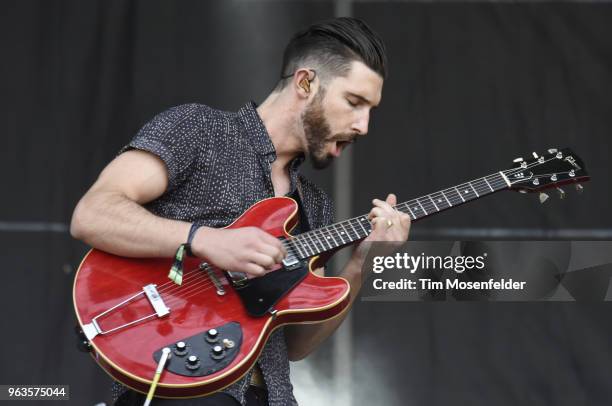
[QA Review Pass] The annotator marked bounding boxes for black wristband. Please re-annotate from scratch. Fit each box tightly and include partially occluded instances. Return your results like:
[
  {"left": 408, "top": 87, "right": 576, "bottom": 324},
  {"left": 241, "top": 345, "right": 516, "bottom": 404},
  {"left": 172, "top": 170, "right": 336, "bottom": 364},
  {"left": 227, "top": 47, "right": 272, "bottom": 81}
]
[{"left": 185, "top": 222, "right": 204, "bottom": 257}]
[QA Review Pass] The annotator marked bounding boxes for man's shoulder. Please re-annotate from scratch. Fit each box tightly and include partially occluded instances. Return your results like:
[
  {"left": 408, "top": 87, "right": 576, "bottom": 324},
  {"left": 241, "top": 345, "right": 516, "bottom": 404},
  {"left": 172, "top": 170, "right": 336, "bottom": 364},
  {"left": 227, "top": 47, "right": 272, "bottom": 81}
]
[{"left": 160, "top": 102, "right": 236, "bottom": 123}]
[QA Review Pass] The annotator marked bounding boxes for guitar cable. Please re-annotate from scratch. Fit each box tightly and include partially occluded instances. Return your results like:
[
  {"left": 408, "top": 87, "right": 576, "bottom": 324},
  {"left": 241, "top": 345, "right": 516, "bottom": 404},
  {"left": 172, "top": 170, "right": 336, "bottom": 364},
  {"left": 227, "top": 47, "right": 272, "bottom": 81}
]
[{"left": 143, "top": 347, "right": 171, "bottom": 406}]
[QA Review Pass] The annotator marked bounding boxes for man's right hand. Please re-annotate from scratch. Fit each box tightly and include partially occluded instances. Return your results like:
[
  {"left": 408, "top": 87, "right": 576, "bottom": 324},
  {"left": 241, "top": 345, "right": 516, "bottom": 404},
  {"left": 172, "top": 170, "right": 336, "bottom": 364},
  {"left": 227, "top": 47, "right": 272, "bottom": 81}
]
[{"left": 190, "top": 226, "right": 287, "bottom": 277}]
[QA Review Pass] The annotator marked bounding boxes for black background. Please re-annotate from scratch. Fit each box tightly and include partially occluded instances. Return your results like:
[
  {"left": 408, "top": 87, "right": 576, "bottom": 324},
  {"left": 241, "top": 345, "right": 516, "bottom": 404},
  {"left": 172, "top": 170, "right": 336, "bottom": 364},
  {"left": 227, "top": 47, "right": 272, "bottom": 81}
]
[{"left": 1, "top": 1, "right": 611, "bottom": 405}]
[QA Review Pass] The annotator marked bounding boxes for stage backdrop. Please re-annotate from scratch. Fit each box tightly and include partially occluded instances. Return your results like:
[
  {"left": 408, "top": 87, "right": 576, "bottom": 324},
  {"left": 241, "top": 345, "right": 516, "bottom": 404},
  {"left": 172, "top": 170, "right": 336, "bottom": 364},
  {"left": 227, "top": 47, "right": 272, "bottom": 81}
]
[{"left": 1, "top": 1, "right": 611, "bottom": 405}]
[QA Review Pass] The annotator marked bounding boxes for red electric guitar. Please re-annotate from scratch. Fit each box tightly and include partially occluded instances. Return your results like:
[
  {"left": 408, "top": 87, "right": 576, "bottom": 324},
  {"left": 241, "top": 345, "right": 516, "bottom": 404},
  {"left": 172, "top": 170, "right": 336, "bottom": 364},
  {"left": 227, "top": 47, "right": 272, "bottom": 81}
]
[{"left": 73, "top": 148, "right": 588, "bottom": 398}]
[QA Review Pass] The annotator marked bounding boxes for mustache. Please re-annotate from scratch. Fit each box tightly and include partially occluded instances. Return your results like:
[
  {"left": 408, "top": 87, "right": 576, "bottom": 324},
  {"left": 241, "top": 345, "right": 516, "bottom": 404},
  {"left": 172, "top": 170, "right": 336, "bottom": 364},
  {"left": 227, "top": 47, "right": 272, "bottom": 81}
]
[{"left": 328, "top": 133, "right": 358, "bottom": 143}]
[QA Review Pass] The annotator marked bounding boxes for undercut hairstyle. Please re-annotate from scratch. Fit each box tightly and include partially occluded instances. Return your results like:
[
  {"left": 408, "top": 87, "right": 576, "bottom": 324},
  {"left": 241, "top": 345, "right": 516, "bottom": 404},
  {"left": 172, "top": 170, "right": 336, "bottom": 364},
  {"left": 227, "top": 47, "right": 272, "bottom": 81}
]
[{"left": 276, "top": 17, "right": 387, "bottom": 91}]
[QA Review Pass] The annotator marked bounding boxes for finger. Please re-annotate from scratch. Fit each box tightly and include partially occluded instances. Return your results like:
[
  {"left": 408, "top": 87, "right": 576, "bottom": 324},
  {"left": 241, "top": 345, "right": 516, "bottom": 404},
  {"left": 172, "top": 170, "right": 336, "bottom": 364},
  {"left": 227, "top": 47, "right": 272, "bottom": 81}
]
[
  {"left": 258, "top": 230, "right": 286, "bottom": 250},
  {"left": 370, "top": 216, "right": 386, "bottom": 231},
  {"left": 400, "top": 212, "right": 411, "bottom": 228},
  {"left": 258, "top": 244, "right": 284, "bottom": 263},
  {"left": 372, "top": 198, "right": 396, "bottom": 216},
  {"left": 368, "top": 207, "right": 386, "bottom": 220},
  {"left": 251, "top": 252, "right": 277, "bottom": 268},
  {"left": 244, "top": 262, "right": 266, "bottom": 277},
  {"left": 386, "top": 193, "right": 397, "bottom": 206}
]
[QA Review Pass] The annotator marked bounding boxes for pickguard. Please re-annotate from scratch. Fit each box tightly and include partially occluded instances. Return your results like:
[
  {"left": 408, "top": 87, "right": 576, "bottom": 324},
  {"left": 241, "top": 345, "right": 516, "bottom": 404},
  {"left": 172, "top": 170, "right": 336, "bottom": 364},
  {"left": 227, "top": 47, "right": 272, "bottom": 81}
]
[{"left": 231, "top": 261, "right": 309, "bottom": 317}]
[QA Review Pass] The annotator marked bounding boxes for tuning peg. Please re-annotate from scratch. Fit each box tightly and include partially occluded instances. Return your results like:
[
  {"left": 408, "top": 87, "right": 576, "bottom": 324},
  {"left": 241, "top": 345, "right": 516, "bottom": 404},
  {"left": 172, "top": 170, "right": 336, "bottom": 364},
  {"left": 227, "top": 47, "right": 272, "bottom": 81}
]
[
  {"left": 539, "top": 192, "right": 549, "bottom": 204},
  {"left": 547, "top": 148, "right": 558, "bottom": 154},
  {"left": 513, "top": 157, "right": 524, "bottom": 163},
  {"left": 575, "top": 184, "right": 584, "bottom": 193},
  {"left": 556, "top": 187, "right": 566, "bottom": 199},
  {"left": 532, "top": 152, "right": 539, "bottom": 159}
]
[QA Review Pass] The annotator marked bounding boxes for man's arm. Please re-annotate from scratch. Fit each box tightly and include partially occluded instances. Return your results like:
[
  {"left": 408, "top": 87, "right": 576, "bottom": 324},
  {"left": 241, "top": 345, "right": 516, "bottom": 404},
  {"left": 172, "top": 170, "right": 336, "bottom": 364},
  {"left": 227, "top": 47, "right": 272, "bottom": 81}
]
[
  {"left": 70, "top": 150, "right": 191, "bottom": 257},
  {"left": 71, "top": 149, "right": 286, "bottom": 275},
  {"left": 284, "top": 194, "right": 411, "bottom": 361}
]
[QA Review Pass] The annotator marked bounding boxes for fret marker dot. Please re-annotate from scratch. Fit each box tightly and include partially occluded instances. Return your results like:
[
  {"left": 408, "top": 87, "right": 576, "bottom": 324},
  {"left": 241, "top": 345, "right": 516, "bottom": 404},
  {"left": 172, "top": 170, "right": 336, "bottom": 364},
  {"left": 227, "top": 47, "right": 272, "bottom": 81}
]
[
  {"left": 438, "top": 199, "right": 442, "bottom": 203},
  {"left": 464, "top": 190, "right": 469, "bottom": 194}
]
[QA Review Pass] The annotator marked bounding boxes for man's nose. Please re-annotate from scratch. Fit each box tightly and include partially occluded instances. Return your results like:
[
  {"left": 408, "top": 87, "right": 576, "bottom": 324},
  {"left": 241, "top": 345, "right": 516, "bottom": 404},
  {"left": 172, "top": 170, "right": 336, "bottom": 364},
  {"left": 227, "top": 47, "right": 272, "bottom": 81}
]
[{"left": 352, "top": 111, "right": 370, "bottom": 135}]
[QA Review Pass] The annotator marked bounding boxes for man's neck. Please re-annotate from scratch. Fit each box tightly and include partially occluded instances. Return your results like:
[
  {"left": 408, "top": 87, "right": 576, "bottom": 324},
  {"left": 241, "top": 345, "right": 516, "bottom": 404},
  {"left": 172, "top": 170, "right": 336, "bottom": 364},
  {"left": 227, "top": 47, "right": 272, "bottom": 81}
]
[{"left": 256, "top": 91, "right": 304, "bottom": 170}]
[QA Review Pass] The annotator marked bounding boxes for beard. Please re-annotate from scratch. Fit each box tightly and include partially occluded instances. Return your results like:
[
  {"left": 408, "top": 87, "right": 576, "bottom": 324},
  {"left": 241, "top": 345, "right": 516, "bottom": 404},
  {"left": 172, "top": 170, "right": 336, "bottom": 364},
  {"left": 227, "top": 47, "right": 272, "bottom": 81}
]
[{"left": 301, "top": 90, "right": 335, "bottom": 170}]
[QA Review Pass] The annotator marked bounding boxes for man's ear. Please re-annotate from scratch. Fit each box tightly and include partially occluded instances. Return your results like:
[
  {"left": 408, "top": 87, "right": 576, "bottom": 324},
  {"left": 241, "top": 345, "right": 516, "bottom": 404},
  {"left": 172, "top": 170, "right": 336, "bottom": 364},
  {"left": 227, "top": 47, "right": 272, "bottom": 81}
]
[{"left": 294, "top": 69, "right": 314, "bottom": 99}]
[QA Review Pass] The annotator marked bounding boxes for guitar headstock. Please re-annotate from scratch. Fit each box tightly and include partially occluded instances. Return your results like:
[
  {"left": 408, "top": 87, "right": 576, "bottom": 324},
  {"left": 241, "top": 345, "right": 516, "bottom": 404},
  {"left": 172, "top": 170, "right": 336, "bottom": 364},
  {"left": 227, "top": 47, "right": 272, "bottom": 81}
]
[{"left": 504, "top": 148, "right": 589, "bottom": 201}]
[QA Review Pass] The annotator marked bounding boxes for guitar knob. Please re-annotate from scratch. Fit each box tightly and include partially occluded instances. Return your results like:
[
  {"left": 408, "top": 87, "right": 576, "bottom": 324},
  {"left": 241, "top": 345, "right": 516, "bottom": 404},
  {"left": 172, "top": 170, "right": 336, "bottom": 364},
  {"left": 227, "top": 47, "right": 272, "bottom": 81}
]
[
  {"left": 556, "top": 187, "right": 566, "bottom": 199},
  {"left": 513, "top": 157, "right": 524, "bottom": 163},
  {"left": 211, "top": 345, "right": 225, "bottom": 360},
  {"left": 174, "top": 341, "right": 188, "bottom": 356},
  {"left": 532, "top": 152, "right": 539, "bottom": 159},
  {"left": 575, "top": 184, "right": 584, "bottom": 193},
  {"left": 206, "top": 328, "right": 219, "bottom": 343},
  {"left": 547, "top": 148, "right": 558, "bottom": 154},
  {"left": 539, "top": 192, "right": 549, "bottom": 204},
  {"left": 186, "top": 354, "right": 201, "bottom": 370}
]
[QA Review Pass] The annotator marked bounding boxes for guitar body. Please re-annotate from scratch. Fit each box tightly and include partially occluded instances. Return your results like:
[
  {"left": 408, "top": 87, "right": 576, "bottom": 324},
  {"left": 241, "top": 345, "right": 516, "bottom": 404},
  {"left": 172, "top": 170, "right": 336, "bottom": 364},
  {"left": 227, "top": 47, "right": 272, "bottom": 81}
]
[{"left": 73, "top": 197, "right": 351, "bottom": 398}]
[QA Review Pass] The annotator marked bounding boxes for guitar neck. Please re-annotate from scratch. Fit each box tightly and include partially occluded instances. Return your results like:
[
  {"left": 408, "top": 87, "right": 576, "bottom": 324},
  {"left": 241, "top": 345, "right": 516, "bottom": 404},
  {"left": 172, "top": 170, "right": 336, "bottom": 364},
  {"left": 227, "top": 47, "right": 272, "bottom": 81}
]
[{"left": 286, "top": 171, "right": 510, "bottom": 260}]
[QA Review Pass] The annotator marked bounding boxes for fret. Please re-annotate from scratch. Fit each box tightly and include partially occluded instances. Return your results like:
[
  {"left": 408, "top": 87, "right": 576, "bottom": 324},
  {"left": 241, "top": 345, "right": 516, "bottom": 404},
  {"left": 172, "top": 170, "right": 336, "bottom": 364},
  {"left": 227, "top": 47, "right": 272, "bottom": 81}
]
[
  {"left": 309, "top": 231, "right": 326, "bottom": 253},
  {"left": 356, "top": 216, "right": 369, "bottom": 235},
  {"left": 295, "top": 236, "right": 313, "bottom": 257},
  {"left": 407, "top": 201, "right": 422, "bottom": 218},
  {"left": 318, "top": 228, "right": 334, "bottom": 250},
  {"left": 440, "top": 190, "right": 453, "bottom": 207},
  {"left": 458, "top": 185, "right": 475, "bottom": 200},
  {"left": 416, "top": 199, "right": 428, "bottom": 215},
  {"left": 300, "top": 233, "right": 317, "bottom": 256},
  {"left": 483, "top": 177, "right": 494, "bottom": 192},
  {"left": 468, "top": 182, "right": 479, "bottom": 197},
  {"left": 405, "top": 204, "right": 416, "bottom": 220},
  {"left": 474, "top": 178, "right": 491, "bottom": 195},
  {"left": 454, "top": 187, "right": 466, "bottom": 202},
  {"left": 430, "top": 193, "right": 448, "bottom": 210},
  {"left": 359, "top": 217, "right": 372, "bottom": 235},
  {"left": 334, "top": 224, "right": 347, "bottom": 244},
  {"left": 428, "top": 195, "right": 440, "bottom": 211},
  {"left": 347, "top": 220, "right": 361, "bottom": 240},
  {"left": 288, "top": 238, "right": 303, "bottom": 258},
  {"left": 327, "top": 226, "right": 340, "bottom": 247},
  {"left": 488, "top": 173, "right": 505, "bottom": 190},
  {"left": 338, "top": 222, "right": 353, "bottom": 242},
  {"left": 310, "top": 229, "right": 327, "bottom": 252}
]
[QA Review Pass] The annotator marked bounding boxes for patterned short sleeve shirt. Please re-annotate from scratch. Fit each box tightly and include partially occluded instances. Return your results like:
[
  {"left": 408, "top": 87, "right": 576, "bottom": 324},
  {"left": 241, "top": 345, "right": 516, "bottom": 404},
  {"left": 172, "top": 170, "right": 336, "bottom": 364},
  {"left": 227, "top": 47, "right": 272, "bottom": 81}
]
[{"left": 115, "top": 101, "right": 335, "bottom": 405}]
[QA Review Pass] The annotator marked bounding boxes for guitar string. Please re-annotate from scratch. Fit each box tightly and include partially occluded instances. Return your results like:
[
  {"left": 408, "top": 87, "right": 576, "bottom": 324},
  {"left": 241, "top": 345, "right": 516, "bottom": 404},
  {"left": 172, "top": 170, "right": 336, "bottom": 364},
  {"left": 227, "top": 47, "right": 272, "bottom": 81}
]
[
  {"left": 152, "top": 156, "right": 565, "bottom": 300},
  {"left": 143, "top": 156, "right": 569, "bottom": 300}
]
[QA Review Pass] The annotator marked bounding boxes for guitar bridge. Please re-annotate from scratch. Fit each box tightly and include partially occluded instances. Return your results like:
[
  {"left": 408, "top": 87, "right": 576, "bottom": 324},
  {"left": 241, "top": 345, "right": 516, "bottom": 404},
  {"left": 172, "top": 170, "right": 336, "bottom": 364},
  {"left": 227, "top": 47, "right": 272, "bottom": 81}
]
[{"left": 81, "top": 284, "right": 170, "bottom": 340}]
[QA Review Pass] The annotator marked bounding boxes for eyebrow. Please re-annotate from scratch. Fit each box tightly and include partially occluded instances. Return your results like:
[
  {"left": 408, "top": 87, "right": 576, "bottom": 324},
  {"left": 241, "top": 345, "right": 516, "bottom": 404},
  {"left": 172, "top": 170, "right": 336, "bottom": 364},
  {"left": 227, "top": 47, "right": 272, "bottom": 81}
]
[{"left": 347, "top": 92, "right": 379, "bottom": 108}]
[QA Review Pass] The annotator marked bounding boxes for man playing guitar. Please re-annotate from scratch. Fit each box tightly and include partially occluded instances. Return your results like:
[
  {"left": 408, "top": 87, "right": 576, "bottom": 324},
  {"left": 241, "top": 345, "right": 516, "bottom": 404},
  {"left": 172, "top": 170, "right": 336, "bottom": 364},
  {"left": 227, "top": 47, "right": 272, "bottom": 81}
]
[{"left": 71, "top": 17, "right": 410, "bottom": 405}]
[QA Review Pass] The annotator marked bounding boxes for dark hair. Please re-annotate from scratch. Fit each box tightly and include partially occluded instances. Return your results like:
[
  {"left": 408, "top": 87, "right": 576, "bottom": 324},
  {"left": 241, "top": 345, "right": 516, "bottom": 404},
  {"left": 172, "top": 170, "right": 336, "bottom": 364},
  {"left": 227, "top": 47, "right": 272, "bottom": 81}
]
[{"left": 277, "top": 17, "right": 387, "bottom": 90}]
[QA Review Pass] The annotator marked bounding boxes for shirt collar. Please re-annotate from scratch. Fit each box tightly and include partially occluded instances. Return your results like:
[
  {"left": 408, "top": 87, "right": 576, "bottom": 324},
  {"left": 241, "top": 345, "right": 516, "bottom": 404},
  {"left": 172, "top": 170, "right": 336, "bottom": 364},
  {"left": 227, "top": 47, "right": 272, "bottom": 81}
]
[
  {"left": 238, "top": 100, "right": 305, "bottom": 170},
  {"left": 238, "top": 101, "right": 277, "bottom": 162}
]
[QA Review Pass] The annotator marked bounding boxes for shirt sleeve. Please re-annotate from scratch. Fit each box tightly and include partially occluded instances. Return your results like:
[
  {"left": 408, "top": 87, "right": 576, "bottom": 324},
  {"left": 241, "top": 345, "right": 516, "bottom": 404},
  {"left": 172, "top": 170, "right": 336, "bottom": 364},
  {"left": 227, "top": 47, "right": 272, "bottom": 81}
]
[{"left": 119, "top": 104, "right": 206, "bottom": 191}]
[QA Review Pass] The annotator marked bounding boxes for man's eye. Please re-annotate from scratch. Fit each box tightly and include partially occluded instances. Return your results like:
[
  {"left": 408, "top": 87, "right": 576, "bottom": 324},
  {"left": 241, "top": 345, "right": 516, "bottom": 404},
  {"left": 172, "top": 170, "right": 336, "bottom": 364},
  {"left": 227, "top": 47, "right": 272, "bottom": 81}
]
[{"left": 347, "top": 99, "right": 358, "bottom": 107}]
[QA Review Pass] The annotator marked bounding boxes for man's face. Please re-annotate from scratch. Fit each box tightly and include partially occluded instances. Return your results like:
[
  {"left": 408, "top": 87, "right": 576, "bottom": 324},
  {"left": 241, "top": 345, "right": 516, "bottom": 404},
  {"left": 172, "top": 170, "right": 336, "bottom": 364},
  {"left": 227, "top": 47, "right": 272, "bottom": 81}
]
[{"left": 301, "top": 60, "right": 383, "bottom": 169}]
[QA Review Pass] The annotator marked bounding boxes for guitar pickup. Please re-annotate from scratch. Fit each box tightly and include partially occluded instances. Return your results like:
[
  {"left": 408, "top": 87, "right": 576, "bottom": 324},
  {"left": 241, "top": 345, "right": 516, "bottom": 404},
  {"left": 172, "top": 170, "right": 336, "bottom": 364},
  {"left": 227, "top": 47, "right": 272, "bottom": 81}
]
[{"left": 282, "top": 256, "right": 301, "bottom": 271}]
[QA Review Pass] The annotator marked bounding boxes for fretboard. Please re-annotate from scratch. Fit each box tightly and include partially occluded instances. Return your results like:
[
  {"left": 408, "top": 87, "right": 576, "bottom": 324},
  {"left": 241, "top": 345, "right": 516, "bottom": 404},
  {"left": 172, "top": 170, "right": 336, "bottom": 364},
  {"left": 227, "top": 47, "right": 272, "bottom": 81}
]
[{"left": 283, "top": 171, "right": 509, "bottom": 261}]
